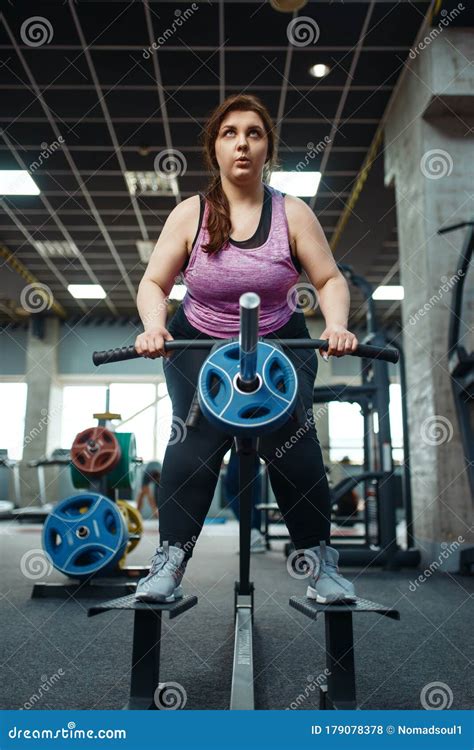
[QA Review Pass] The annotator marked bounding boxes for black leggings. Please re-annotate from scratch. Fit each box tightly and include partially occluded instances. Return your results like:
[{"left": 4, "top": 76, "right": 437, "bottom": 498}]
[{"left": 159, "top": 304, "right": 331, "bottom": 558}]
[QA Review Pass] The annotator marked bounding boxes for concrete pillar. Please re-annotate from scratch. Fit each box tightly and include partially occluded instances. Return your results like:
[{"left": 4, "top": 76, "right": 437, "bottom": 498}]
[
  {"left": 20, "top": 317, "right": 63, "bottom": 507},
  {"left": 384, "top": 27, "right": 473, "bottom": 568}
]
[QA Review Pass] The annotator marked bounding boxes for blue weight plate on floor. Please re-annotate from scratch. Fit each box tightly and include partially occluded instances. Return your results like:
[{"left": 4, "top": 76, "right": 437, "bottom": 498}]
[
  {"left": 198, "top": 341, "right": 298, "bottom": 436},
  {"left": 42, "top": 493, "right": 129, "bottom": 579}
]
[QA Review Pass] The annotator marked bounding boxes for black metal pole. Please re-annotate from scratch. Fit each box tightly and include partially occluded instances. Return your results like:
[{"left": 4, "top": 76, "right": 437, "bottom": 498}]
[
  {"left": 235, "top": 437, "right": 258, "bottom": 596},
  {"left": 388, "top": 339, "right": 415, "bottom": 548},
  {"left": 239, "top": 292, "right": 260, "bottom": 389}
]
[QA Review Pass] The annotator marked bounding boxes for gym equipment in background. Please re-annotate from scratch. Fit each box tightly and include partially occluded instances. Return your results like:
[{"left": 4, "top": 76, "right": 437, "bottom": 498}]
[
  {"left": 70, "top": 422, "right": 139, "bottom": 494},
  {"left": 262, "top": 265, "right": 420, "bottom": 570},
  {"left": 32, "top": 399, "right": 145, "bottom": 599},
  {"left": 70, "top": 427, "right": 121, "bottom": 478},
  {"left": 19, "top": 449, "right": 70, "bottom": 524},
  {"left": 43, "top": 493, "right": 129, "bottom": 579},
  {"left": 0, "top": 449, "right": 20, "bottom": 520},
  {"left": 90, "top": 292, "right": 400, "bottom": 711}
]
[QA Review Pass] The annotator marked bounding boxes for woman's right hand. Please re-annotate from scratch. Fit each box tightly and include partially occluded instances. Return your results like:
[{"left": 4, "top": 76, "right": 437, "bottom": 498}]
[{"left": 134, "top": 326, "right": 174, "bottom": 359}]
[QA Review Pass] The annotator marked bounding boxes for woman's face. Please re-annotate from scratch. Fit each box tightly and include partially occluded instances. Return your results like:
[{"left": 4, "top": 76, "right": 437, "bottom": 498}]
[{"left": 214, "top": 110, "right": 269, "bottom": 183}]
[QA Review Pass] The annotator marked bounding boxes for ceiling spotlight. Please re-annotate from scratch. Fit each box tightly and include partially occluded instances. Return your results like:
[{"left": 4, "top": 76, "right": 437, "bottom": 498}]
[
  {"left": 372, "top": 285, "right": 404, "bottom": 301},
  {"left": 169, "top": 284, "right": 187, "bottom": 301},
  {"left": 270, "top": 171, "right": 321, "bottom": 197},
  {"left": 125, "top": 171, "right": 178, "bottom": 197},
  {"left": 68, "top": 284, "right": 106, "bottom": 300},
  {"left": 309, "top": 64, "right": 331, "bottom": 79},
  {"left": 269, "top": 0, "right": 308, "bottom": 11}
]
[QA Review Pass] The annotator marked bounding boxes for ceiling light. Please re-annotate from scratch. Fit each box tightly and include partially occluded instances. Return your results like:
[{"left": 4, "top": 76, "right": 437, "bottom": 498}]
[
  {"left": 309, "top": 64, "right": 330, "bottom": 79},
  {"left": 270, "top": 171, "right": 321, "bottom": 197},
  {"left": 169, "top": 284, "right": 187, "bottom": 301},
  {"left": 68, "top": 284, "right": 106, "bottom": 299},
  {"left": 125, "top": 171, "right": 178, "bottom": 197},
  {"left": 0, "top": 170, "right": 40, "bottom": 195},
  {"left": 372, "top": 285, "right": 404, "bottom": 300},
  {"left": 34, "top": 240, "right": 78, "bottom": 258}
]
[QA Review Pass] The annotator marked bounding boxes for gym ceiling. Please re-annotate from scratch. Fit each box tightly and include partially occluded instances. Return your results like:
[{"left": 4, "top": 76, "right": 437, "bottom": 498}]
[{"left": 0, "top": 1, "right": 471, "bottom": 326}]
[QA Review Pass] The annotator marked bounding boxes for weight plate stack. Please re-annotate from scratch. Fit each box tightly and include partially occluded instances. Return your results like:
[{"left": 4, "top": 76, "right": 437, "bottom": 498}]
[
  {"left": 42, "top": 493, "right": 129, "bottom": 579},
  {"left": 106, "top": 433, "right": 138, "bottom": 490}
]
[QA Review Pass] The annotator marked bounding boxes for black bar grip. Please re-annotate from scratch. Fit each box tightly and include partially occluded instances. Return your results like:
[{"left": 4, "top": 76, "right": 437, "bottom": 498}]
[
  {"left": 93, "top": 345, "right": 139, "bottom": 366},
  {"left": 92, "top": 340, "right": 221, "bottom": 365},
  {"left": 277, "top": 339, "right": 399, "bottom": 364},
  {"left": 352, "top": 343, "right": 399, "bottom": 364}
]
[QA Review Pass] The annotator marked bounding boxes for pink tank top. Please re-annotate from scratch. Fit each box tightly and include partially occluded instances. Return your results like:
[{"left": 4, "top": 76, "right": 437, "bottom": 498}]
[{"left": 181, "top": 184, "right": 301, "bottom": 338}]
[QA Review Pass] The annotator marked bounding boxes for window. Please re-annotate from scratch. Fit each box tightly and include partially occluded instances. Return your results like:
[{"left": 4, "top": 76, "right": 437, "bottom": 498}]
[
  {"left": 109, "top": 383, "right": 156, "bottom": 462},
  {"left": 60, "top": 385, "right": 108, "bottom": 448},
  {"left": 328, "top": 384, "right": 404, "bottom": 464},
  {"left": 328, "top": 401, "right": 364, "bottom": 464},
  {"left": 60, "top": 382, "right": 172, "bottom": 463},
  {"left": 0, "top": 383, "right": 27, "bottom": 460}
]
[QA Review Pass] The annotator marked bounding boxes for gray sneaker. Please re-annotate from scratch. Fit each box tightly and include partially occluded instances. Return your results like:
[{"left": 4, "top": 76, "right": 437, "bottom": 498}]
[
  {"left": 305, "top": 541, "right": 357, "bottom": 604},
  {"left": 135, "top": 542, "right": 187, "bottom": 603}
]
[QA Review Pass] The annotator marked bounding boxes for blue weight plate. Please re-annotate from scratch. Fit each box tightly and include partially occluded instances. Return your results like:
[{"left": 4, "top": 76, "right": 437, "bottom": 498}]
[
  {"left": 42, "top": 493, "right": 129, "bottom": 579},
  {"left": 198, "top": 341, "right": 298, "bottom": 436}
]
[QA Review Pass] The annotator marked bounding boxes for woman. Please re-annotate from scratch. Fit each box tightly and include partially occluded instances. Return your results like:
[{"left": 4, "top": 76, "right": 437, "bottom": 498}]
[{"left": 134, "top": 94, "right": 358, "bottom": 605}]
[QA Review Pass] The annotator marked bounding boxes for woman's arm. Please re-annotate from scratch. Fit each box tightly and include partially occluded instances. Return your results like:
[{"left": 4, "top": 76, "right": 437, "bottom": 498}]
[
  {"left": 135, "top": 196, "right": 199, "bottom": 358},
  {"left": 285, "top": 194, "right": 358, "bottom": 358}
]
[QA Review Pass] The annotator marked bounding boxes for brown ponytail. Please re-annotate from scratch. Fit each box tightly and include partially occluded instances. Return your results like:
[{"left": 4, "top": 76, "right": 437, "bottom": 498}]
[{"left": 200, "top": 94, "right": 279, "bottom": 256}]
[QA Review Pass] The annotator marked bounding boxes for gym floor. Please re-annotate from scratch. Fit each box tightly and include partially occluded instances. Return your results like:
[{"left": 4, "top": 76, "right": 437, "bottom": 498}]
[{"left": 1, "top": 521, "right": 472, "bottom": 711}]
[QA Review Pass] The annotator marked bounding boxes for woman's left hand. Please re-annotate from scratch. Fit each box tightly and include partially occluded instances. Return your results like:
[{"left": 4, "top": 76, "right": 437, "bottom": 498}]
[{"left": 319, "top": 324, "right": 358, "bottom": 359}]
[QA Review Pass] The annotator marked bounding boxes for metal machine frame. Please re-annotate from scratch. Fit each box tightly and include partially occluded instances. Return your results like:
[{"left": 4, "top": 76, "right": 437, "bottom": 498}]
[{"left": 90, "top": 293, "right": 401, "bottom": 710}]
